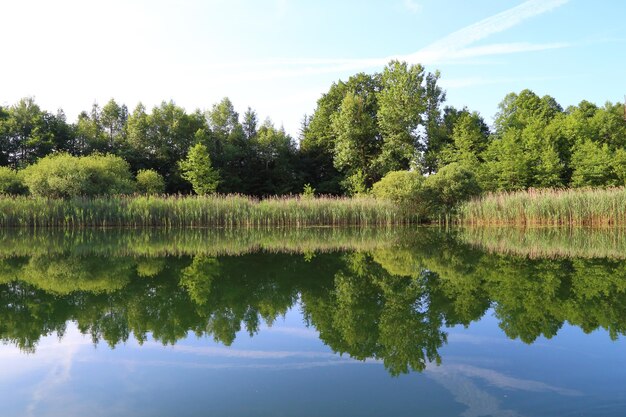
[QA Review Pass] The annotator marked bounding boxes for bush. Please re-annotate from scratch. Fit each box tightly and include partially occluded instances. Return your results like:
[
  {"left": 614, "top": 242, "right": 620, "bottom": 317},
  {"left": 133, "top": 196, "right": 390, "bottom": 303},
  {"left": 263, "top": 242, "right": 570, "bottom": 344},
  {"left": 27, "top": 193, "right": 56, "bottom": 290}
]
[
  {"left": 22, "top": 153, "right": 135, "bottom": 198},
  {"left": 372, "top": 170, "right": 424, "bottom": 204},
  {"left": 136, "top": 169, "right": 165, "bottom": 194},
  {"left": 423, "top": 163, "right": 481, "bottom": 218},
  {"left": 0, "top": 167, "right": 28, "bottom": 195}
]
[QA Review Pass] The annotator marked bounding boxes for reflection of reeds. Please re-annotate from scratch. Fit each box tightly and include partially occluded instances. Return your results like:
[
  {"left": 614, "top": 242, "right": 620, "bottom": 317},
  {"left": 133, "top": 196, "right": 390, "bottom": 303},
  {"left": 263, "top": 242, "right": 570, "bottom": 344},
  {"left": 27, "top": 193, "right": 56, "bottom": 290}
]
[
  {"left": 0, "top": 227, "right": 411, "bottom": 258},
  {"left": 0, "top": 195, "right": 412, "bottom": 228},
  {"left": 459, "top": 188, "right": 626, "bottom": 226},
  {"left": 459, "top": 226, "right": 626, "bottom": 259}
]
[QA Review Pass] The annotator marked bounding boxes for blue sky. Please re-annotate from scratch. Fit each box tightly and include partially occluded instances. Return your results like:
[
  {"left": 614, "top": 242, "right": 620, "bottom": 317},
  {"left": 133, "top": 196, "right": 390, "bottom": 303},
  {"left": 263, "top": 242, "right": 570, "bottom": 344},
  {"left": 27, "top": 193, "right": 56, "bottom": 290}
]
[{"left": 1, "top": 0, "right": 624, "bottom": 136}]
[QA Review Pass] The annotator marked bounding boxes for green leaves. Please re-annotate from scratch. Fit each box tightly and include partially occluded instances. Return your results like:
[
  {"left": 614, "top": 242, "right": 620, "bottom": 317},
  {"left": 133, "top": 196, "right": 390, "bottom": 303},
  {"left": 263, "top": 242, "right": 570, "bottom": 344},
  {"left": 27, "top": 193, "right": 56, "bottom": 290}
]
[
  {"left": 21, "top": 153, "right": 135, "bottom": 198},
  {"left": 179, "top": 143, "right": 221, "bottom": 195}
]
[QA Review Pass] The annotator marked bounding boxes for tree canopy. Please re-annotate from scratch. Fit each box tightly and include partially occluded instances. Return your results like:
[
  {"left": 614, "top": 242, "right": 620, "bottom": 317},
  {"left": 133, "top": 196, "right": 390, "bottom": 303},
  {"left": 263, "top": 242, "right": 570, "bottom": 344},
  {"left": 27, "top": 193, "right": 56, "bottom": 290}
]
[{"left": 1, "top": 63, "right": 624, "bottom": 199}]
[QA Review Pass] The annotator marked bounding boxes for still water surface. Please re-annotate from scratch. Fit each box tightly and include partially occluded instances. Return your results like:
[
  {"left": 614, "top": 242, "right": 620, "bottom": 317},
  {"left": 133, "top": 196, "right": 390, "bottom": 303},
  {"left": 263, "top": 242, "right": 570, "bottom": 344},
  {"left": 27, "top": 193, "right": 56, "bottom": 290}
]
[{"left": 1, "top": 227, "right": 625, "bottom": 416}]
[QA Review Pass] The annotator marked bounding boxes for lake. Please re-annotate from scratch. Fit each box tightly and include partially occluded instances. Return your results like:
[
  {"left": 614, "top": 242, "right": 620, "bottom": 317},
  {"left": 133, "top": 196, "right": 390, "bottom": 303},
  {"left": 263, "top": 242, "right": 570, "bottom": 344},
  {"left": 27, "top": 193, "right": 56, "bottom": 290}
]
[{"left": 1, "top": 227, "right": 625, "bottom": 417}]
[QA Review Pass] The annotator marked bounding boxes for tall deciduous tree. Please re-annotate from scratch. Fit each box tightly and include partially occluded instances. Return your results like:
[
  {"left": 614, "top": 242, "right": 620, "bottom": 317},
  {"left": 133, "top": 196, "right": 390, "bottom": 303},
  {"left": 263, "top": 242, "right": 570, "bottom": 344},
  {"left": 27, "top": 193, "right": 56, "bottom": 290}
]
[
  {"left": 376, "top": 60, "right": 426, "bottom": 173},
  {"left": 331, "top": 91, "right": 380, "bottom": 190}
]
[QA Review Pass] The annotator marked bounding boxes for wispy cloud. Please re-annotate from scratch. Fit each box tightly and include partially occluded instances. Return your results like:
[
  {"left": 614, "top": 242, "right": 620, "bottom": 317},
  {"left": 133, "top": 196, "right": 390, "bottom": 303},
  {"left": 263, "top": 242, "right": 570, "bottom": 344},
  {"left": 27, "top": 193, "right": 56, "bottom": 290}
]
[
  {"left": 213, "top": 0, "right": 571, "bottom": 81},
  {"left": 413, "top": 0, "right": 570, "bottom": 62},
  {"left": 440, "top": 74, "right": 575, "bottom": 89}
]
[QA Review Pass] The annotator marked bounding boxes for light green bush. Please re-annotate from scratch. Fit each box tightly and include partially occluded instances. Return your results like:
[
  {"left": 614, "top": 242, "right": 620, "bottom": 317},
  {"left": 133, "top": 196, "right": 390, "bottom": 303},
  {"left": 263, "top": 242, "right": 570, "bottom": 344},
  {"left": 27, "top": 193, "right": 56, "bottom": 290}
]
[
  {"left": 372, "top": 170, "right": 424, "bottom": 203},
  {"left": 136, "top": 169, "right": 165, "bottom": 194},
  {"left": 22, "top": 153, "right": 135, "bottom": 198},
  {"left": 424, "top": 163, "right": 481, "bottom": 217}
]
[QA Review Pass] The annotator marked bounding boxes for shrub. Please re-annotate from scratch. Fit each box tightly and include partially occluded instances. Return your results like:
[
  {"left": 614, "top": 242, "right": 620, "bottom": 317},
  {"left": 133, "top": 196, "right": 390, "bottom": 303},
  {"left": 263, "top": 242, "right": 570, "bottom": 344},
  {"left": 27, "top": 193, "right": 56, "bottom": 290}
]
[
  {"left": 372, "top": 170, "right": 424, "bottom": 204},
  {"left": 0, "top": 167, "right": 28, "bottom": 195},
  {"left": 301, "top": 183, "right": 315, "bottom": 200},
  {"left": 341, "top": 169, "right": 368, "bottom": 196},
  {"left": 423, "top": 163, "right": 481, "bottom": 218},
  {"left": 136, "top": 169, "right": 165, "bottom": 194},
  {"left": 22, "top": 153, "right": 135, "bottom": 198}
]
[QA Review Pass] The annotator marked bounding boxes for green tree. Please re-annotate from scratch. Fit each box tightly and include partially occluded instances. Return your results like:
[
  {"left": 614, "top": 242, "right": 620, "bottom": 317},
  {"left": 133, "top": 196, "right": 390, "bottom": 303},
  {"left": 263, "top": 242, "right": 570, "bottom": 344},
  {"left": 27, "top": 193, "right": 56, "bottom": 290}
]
[
  {"left": 482, "top": 129, "right": 531, "bottom": 191},
  {"left": 100, "top": 99, "right": 128, "bottom": 150},
  {"left": 376, "top": 60, "right": 426, "bottom": 173},
  {"left": 250, "top": 119, "right": 298, "bottom": 195},
  {"left": 179, "top": 143, "right": 220, "bottom": 194},
  {"left": 439, "top": 111, "right": 490, "bottom": 168},
  {"left": 242, "top": 107, "right": 258, "bottom": 140},
  {"left": 124, "top": 101, "right": 207, "bottom": 192},
  {"left": 422, "top": 71, "right": 447, "bottom": 174},
  {"left": 300, "top": 73, "right": 380, "bottom": 194},
  {"left": 0, "top": 97, "right": 60, "bottom": 167},
  {"left": 332, "top": 91, "right": 380, "bottom": 190},
  {"left": 570, "top": 140, "right": 617, "bottom": 187}
]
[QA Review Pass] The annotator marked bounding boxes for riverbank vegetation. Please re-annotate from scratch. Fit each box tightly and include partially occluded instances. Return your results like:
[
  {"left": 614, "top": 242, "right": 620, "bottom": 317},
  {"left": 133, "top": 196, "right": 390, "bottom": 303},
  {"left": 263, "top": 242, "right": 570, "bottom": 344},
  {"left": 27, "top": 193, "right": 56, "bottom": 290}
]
[
  {"left": 1, "top": 59, "right": 625, "bottom": 225},
  {"left": 459, "top": 187, "right": 626, "bottom": 226},
  {"left": 0, "top": 194, "right": 408, "bottom": 228}
]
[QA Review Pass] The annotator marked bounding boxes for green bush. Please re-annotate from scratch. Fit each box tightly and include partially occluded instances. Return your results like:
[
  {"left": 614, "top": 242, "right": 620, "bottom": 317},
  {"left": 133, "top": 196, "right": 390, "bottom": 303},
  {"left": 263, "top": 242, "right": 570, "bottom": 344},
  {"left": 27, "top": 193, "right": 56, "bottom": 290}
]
[
  {"left": 22, "top": 153, "right": 135, "bottom": 198},
  {"left": 424, "top": 163, "right": 481, "bottom": 218},
  {"left": 372, "top": 170, "right": 424, "bottom": 203},
  {"left": 136, "top": 169, "right": 165, "bottom": 194},
  {"left": 0, "top": 167, "right": 28, "bottom": 195}
]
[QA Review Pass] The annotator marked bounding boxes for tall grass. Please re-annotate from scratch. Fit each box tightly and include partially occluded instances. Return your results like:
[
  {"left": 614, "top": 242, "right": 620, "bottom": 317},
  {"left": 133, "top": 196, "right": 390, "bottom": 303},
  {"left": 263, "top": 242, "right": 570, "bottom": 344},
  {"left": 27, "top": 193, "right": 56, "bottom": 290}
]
[
  {"left": 459, "top": 187, "right": 626, "bottom": 226},
  {"left": 0, "top": 194, "right": 414, "bottom": 228}
]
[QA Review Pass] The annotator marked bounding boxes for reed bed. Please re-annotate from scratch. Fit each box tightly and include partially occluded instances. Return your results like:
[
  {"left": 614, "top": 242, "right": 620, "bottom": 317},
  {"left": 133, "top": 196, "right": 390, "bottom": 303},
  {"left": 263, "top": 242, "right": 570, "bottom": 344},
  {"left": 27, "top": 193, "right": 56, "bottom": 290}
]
[
  {"left": 0, "top": 194, "right": 412, "bottom": 228},
  {"left": 458, "top": 187, "right": 626, "bottom": 226}
]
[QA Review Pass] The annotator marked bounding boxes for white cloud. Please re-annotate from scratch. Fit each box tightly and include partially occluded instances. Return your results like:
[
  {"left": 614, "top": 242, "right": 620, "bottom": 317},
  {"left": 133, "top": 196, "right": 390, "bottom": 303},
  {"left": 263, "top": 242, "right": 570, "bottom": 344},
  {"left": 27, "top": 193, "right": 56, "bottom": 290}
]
[
  {"left": 218, "top": 0, "right": 571, "bottom": 81},
  {"left": 416, "top": 0, "right": 570, "bottom": 59}
]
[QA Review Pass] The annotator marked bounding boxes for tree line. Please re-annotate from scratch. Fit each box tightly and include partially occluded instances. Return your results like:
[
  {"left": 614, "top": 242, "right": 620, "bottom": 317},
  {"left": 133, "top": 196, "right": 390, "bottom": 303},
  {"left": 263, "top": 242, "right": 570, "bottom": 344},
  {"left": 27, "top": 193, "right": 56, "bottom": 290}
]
[{"left": 1, "top": 59, "right": 625, "bottom": 198}]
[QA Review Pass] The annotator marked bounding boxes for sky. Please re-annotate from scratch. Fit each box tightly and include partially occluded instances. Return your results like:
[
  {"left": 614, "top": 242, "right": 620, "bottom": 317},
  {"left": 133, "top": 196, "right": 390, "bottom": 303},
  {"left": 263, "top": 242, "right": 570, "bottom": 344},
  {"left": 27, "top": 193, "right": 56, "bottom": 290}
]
[{"left": 1, "top": 0, "right": 625, "bottom": 137}]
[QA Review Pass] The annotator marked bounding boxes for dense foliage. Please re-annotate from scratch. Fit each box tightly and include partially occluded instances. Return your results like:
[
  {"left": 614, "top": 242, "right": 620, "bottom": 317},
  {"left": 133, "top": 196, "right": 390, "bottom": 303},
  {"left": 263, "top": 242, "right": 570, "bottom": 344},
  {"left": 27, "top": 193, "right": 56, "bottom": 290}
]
[
  {"left": 21, "top": 153, "right": 135, "bottom": 198},
  {"left": 1, "top": 61, "right": 624, "bottom": 204}
]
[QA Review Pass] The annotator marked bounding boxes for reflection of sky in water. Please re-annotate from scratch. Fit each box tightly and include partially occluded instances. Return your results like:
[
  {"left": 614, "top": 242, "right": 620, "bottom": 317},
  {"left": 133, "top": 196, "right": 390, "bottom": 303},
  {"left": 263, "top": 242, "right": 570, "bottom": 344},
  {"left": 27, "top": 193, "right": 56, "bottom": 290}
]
[{"left": 1, "top": 307, "right": 625, "bottom": 417}]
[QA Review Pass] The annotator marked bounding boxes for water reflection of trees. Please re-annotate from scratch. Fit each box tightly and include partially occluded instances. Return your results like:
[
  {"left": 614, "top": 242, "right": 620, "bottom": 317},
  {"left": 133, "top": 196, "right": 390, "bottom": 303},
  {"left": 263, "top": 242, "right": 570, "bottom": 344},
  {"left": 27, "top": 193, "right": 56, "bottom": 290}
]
[{"left": 1, "top": 229, "right": 626, "bottom": 375}]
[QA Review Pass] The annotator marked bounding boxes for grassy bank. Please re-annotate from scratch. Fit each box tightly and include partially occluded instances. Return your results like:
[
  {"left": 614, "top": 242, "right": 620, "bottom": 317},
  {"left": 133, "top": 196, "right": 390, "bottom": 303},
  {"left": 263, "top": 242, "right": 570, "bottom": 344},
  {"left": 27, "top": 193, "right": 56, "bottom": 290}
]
[
  {"left": 0, "top": 194, "right": 413, "bottom": 228},
  {"left": 458, "top": 187, "right": 626, "bottom": 226}
]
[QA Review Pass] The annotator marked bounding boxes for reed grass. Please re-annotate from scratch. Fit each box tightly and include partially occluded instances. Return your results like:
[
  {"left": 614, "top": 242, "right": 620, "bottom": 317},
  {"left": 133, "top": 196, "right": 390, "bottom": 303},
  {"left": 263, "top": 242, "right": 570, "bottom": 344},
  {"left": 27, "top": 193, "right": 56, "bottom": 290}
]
[
  {"left": 0, "top": 194, "right": 413, "bottom": 228},
  {"left": 458, "top": 187, "right": 626, "bottom": 226}
]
